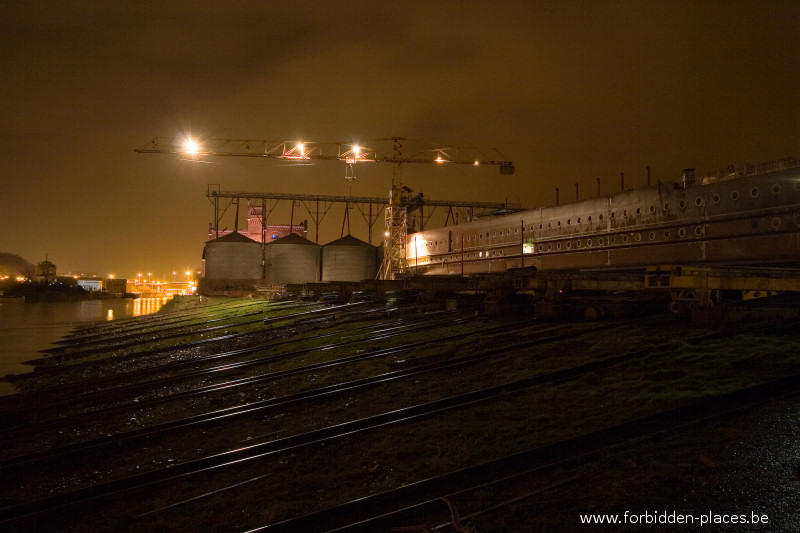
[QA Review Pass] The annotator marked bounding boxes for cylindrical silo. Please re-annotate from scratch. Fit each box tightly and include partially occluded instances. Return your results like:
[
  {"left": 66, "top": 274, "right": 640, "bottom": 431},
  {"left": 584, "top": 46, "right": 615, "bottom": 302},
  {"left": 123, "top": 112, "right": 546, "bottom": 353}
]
[
  {"left": 203, "top": 232, "right": 262, "bottom": 280},
  {"left": 322, "top": 235, "right": 379, "bottom": 281},
  {"left": 267, "top": 233, "right": 320, "bottom": 284}
]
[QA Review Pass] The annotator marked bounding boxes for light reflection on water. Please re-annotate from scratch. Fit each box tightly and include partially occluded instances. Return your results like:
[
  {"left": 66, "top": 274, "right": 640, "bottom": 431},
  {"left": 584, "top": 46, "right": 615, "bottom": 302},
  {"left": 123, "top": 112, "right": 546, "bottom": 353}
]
[
  {"left": 0, "top": 296, "right": 172, "bottom": 395},
  {"left": 133, "top": 296, "right": 171, "bottom": 317}
]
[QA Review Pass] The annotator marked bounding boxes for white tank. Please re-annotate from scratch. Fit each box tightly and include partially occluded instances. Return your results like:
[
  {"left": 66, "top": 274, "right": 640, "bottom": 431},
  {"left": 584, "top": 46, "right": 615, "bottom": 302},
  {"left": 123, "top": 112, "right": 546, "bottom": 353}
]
[
  {"left": 322, "top": 235, "right": 379, "bottom": 281},
  {"left": 267, "top": 233, "right": 320, "bottom": 284},
  {"left": 203, "top": 232, "right": 262, "bottom": 280}
]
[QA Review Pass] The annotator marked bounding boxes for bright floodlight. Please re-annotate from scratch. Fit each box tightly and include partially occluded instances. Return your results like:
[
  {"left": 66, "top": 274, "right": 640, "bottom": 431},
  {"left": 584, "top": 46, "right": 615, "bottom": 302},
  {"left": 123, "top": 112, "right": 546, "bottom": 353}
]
[
  {"left": 185, "top": 139, "right": 199, "bottom": 154},
  {"left": 354, "top": 146, "right": 361, "bottom": 156}
]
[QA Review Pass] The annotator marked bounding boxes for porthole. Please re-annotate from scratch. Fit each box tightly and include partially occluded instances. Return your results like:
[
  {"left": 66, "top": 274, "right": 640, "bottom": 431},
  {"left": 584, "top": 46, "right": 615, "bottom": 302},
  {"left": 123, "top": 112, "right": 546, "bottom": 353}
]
[
  {"left": 500, "top": 250, "right": 504, "bottom": 255},
  {"left": 547, "top": 243, "right": 552, "bottom": 251},
  {"left": 772, "top": 184, "right": 781, "bottom": 194},
  {"left": 610, "top": 212, "right": 615, "bottom": 219},
  {"left": 679, "top": 200, "right": 686, "bottom": 209},
  {"left": 622, "top": 235, "right": 629, "bottom": 243},
  {"left": 751, "top": 188, "right": 759, "bottom": 198},
  {"left": 664, "top": 202, "right": 671, "bottom": 211},
  {"left": 731, "top": 191, "right": 739, "bottom": 201},
  {"left": 649, "top": 205, "right": 655, "bottom": 214},
  {"left": 599, "top": 214, "right": 604, "bottom": 221},
  {"left": 664, "top": 230, "right": 671, "bottom": 238},
  {"left": 539, "top": 224, "right": 543, "bottom": 230},
  {"left": 577, "top": 217, "right": 582, "bottom": 224},
  {"left": 557, "top": 221, "right": 561, "bottom": 227},
  {"left": 636, "top": 207, "right": 642, "bottom": 215},
  {"left": 567, "top": 219, "right": 571, "bottom": 225},
  {"left": 514, "top": 227, "right": 519, "bottom": 234},
  {"left": 493, "top": 231, "right": 496, "bottom": 237},
  {"left": 587, "top": 239, "right": 592, "bottom": 247},
  {"left": 712, "top": 194, "right": 720, "bottom": 204},
  {"left": 649, "top": 232, "right": 656, "bottom": 240},
  {"left": 467, "top": 236, "right": 470, "bottom": 242},
  {"left": 530, "top": 225, "right": 535, "bottom": 232},
  {"left": 473, "top": 234, "right": 477, "bottom": 240},
  {"left": 695, "top": 197, "right": 703, "bottom": 207},
  {"left": 538, "top": 244, "right": 543, "bottom": 252},
  {"left": 771, "top": 217, "right": 781, "bottom": 229},
  {"left": 577, "top": 240, "right": 583, "bottom": 248},
  {"left": 636, "top": 233, "right": 642, "bottom": 242},
  {"left": 588, "top": 216, "right": 592, "bottom": 222},
  {"left": 507, "top": 229, "right": 511, "bottom": 235},
  {"left": 479, "top": 233, "right": 483, "bottom": 239},
  {"left": 609, "top": 236, "right": 615, "bottom": 244},
  {"left": 557, "top": 243, "right": 562, "bottom": 250},
  {"left": 695, "top": 226, "right": 703, "bottom": 236},
  {"left": 678, "top": 228, "right": 686, "bottom": 238},
  {"left": 598, "top": 237, "right": 604, "bottom": 245},
  {"left": 567, "top": 241, "right": 572, "bottom": 249},
  {"left": 623, "top": 210, "right": 628, "bottom": 217}
]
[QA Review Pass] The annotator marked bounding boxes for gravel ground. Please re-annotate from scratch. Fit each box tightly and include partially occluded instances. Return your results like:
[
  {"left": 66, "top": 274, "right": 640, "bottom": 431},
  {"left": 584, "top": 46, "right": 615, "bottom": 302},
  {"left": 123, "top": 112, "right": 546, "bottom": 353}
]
[{"left": 685, "top": 397, "right": 800, "bottom": 532}]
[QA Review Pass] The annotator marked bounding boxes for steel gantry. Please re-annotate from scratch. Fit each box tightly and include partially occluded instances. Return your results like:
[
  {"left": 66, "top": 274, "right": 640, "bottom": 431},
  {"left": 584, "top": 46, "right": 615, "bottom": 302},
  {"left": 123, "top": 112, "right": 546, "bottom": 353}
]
[
  {"left": 136, "top": 136, "right": 514, "bottom": 279},
  {"left": 204, "top": 188, "right": 513, "bottom": 245}
]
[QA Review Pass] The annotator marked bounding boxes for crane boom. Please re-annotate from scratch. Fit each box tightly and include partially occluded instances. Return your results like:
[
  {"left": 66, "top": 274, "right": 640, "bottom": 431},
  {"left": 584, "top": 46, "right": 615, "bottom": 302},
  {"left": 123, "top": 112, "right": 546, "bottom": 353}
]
[
  {"left": 135, "top": 136, "right": 514, "bottom": 279},
  {"left": 134, "top": 137, "right": 514, "bottom": 170}
]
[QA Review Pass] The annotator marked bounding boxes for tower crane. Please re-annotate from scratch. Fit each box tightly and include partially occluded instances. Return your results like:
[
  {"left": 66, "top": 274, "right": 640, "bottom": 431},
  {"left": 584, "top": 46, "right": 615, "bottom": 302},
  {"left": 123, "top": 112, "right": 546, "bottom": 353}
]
[{"left": 135, "top": 136, "right": 514, "bottom": 279}]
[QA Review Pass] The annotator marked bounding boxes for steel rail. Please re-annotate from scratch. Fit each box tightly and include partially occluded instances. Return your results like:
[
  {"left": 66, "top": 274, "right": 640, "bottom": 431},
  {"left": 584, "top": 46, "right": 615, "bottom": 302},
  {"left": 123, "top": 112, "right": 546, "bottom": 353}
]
[
  {"left": 0, "top": 319, "right": 567, "bottom": 471},
  {"left": 27, "top": 302, "right": 356, "bottom": 365},
  {"left": 1, "top": 312, "right": 421, "bottom": 411},
  {"left": 0, "top": 313, "right": 479, "bottom": 433},
  {"left": 253, "top": 375, "right": 800, "bottom": 532},
  {"left": 53, "top": 300, "right": 293, "bottom": 345},
  {"left": 0, "top": 322, "right": 637, "bottom": 524}
]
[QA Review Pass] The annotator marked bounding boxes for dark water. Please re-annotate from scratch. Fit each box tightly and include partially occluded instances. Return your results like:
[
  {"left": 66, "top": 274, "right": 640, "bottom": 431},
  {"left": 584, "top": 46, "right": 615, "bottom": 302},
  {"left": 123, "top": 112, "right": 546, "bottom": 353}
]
[{"left": 0, "top": 297, "right": 171, "bottom": 395}]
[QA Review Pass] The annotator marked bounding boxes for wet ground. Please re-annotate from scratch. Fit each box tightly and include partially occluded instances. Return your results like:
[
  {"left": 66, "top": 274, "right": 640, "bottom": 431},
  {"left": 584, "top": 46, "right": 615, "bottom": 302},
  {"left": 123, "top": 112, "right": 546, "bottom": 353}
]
[{"left": 685, "top": 397, "right": 800, "bottom": 532}]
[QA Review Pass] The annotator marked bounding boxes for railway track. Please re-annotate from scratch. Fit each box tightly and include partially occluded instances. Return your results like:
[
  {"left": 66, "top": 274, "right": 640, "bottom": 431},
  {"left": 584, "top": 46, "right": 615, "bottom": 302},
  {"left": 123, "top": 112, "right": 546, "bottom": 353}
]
[
  {"left": 0, "top": 319, "right": 600, "bottom": 472},
  {"left": 0, "top": 311, "right": 479, "bottom": 430},
  {"left": 253, "top": 375, "right": 800, "bottom": 532},
  {"left": 0, "top": 322, "right": 656, "bottom": 523},
  {"left": 2, "top": 301, "right": 796, "bottom": 532}
]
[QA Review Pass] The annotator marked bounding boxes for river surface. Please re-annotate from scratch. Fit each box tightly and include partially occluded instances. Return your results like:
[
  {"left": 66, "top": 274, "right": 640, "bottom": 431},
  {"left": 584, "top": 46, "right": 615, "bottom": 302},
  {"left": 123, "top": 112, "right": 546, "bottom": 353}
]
[{"left": 0, "top": 297, "right": 171, "bottom": 395}]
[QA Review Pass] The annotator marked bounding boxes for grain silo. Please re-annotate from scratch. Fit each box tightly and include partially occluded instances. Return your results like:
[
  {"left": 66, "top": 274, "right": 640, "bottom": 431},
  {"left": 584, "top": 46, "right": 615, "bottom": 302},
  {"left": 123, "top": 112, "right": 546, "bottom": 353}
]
[
  {"left": 267, "top": 233, "right": 320, "bottom": 284},
  {"left": 322, "top": 235, "right": 379, "bottom": 281},
  {"left": 203, "top": 232, "right": 262, "bottom": 280}
]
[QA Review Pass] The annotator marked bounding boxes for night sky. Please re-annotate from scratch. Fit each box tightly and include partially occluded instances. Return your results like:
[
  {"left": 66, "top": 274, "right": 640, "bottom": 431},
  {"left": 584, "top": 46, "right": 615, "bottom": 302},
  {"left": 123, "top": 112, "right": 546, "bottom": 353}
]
[{"left": 1, "top": 1, "right": 798, "bottom": 280}]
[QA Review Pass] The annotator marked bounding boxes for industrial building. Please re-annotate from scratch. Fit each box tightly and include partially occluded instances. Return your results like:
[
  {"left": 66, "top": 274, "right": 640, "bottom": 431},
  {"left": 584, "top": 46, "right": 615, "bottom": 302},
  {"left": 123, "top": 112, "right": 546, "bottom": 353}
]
[{"left": 202, "top": 231, "right": 380, "bottom": 287}]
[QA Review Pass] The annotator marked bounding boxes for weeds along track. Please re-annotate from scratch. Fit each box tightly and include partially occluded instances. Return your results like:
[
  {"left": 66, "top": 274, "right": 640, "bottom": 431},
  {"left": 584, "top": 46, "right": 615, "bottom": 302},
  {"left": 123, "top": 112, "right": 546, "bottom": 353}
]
[
  {"left": 29, "top": 301, "right": 352, "bottom": 363},
  {"left": 54, "top": 298, "right": 296, "bottom": 344},
  {"left": 0, "top": 310, "right": 486, "bottom": 432},
  {"left": 42, "top": 299, "right": 287, "bottom": 353},
  {"left": 0, "top": 313, "right": 756, "bottom": 529},
  {"left": 3, "top": 305, "right": 798, "bottom": 532},
  {"left": 0, "top": 319, "right": 651, "bottom": 525},
  {"left": 0, "top": 301, "right": 398, "bottom": 403},
  {"left": 0, "top": 307, "right": 448, "bottom": 422},
  {"left": 0, "top": 318, "right": 595, "bottom": 470},
  {"left": 256, "top": 376, "right": 800, "bottom": 533}
]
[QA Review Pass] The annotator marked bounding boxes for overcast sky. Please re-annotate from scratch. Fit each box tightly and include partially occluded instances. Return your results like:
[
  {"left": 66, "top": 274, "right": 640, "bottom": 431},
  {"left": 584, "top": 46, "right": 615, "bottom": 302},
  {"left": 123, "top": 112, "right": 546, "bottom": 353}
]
[{"left": 1, "top": 1, "right": 798, "bottom": 279}]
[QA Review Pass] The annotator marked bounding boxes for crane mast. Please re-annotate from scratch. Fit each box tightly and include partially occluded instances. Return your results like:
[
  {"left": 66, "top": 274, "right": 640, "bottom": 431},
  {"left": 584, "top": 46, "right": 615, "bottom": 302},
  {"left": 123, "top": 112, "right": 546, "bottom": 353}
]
[{"left": 135, "top": 136, "right": 514, "bottom": 280}]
